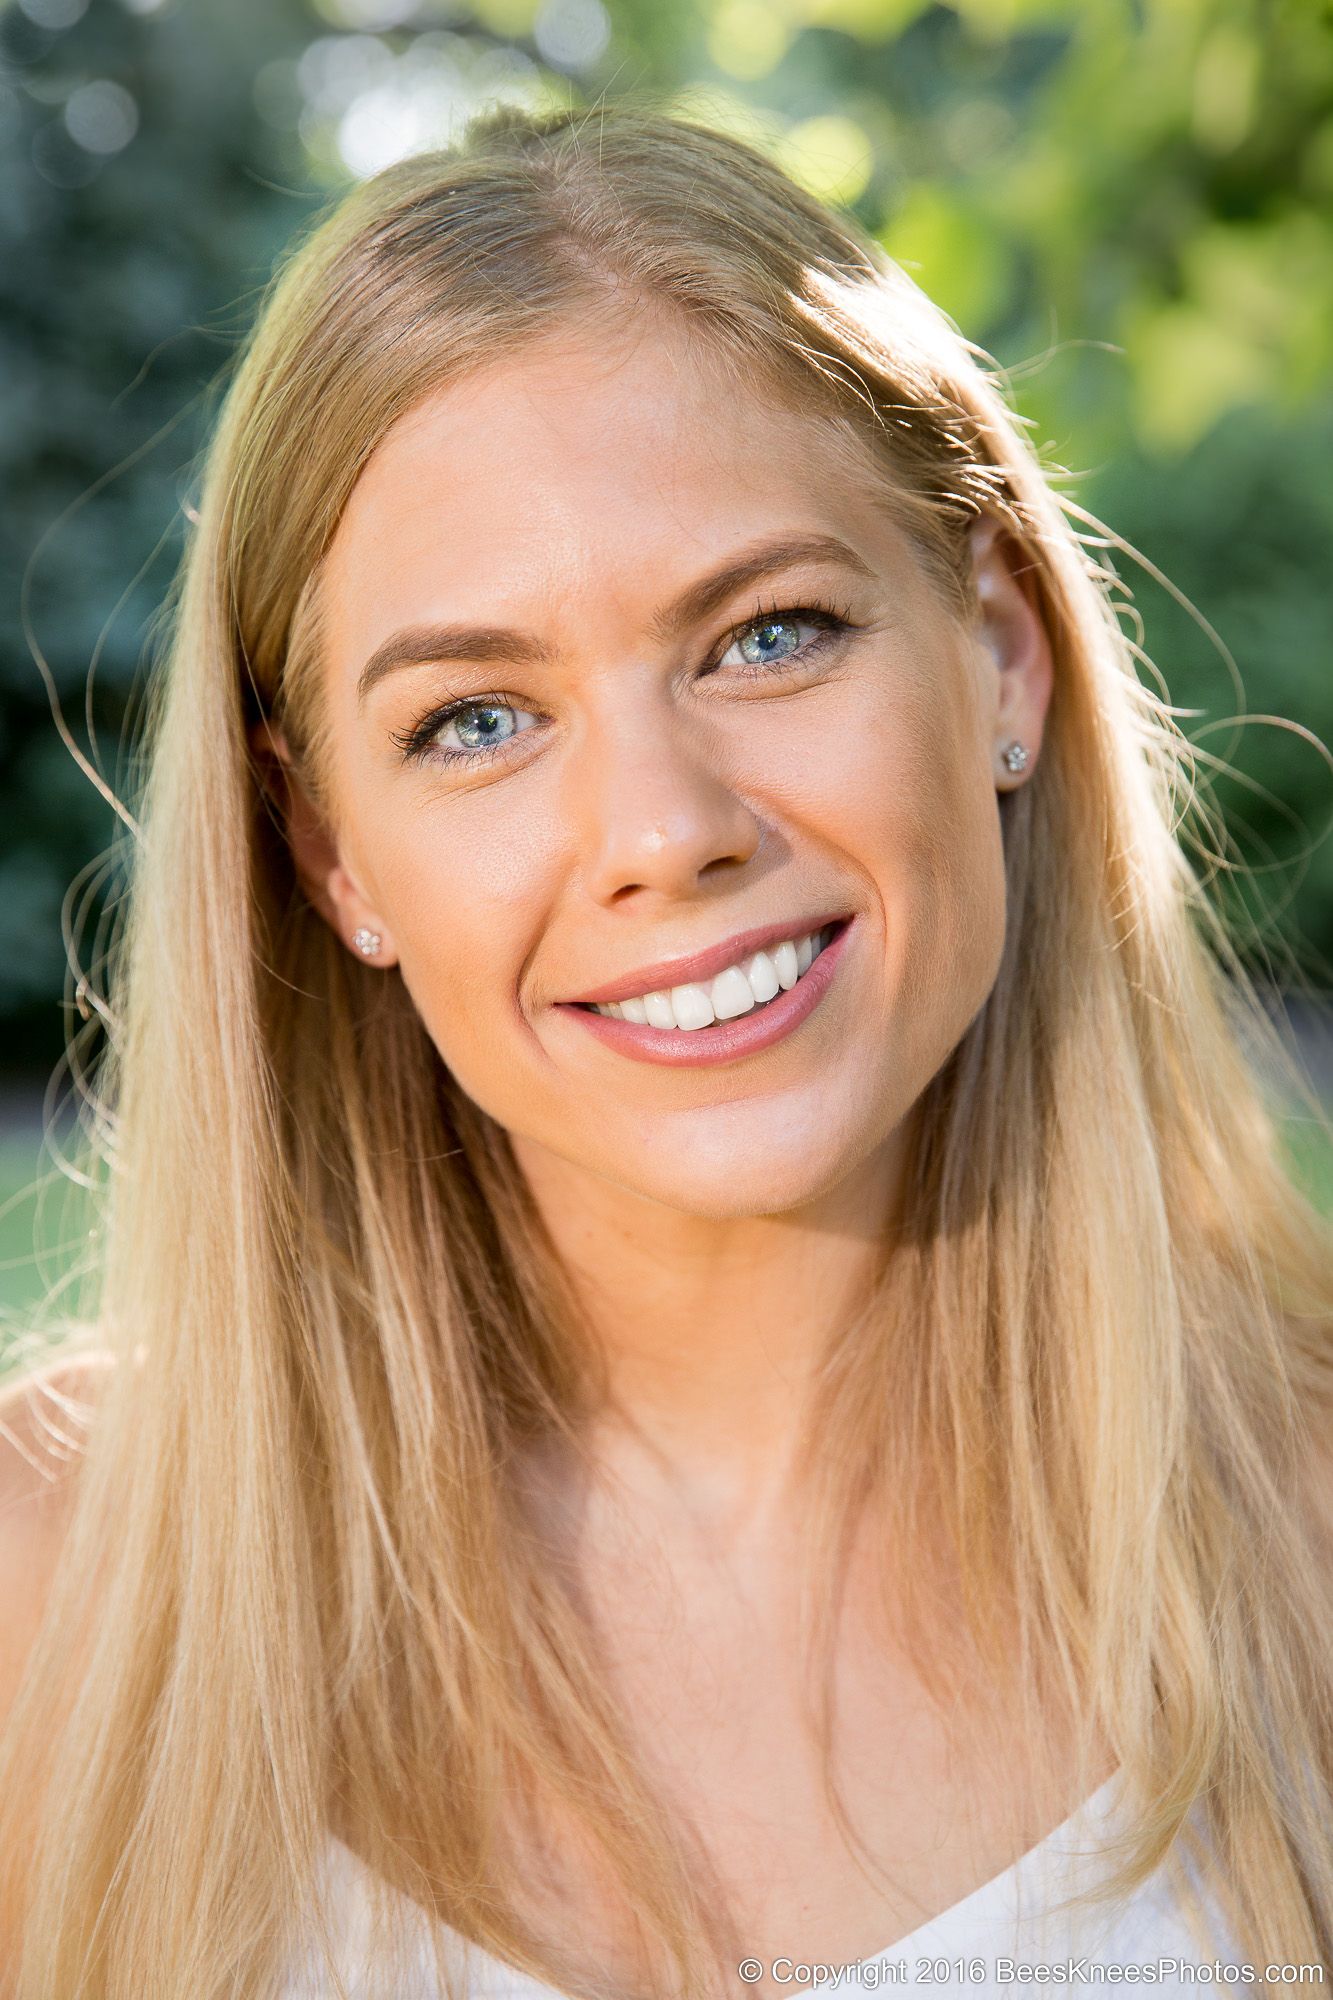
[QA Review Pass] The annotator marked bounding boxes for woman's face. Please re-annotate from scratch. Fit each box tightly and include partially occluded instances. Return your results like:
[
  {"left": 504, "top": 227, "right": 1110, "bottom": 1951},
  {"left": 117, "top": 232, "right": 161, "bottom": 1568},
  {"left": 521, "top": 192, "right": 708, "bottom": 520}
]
[{"left": 299, "top": 311, "right": 1051, "bottom": 1220}]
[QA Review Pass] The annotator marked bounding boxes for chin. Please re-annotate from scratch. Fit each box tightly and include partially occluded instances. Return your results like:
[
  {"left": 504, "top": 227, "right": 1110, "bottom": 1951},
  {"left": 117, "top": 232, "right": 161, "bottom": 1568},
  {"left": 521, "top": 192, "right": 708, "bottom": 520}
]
[{"left": 605, "top": 1119, "right": 882, "bottom": 1222}]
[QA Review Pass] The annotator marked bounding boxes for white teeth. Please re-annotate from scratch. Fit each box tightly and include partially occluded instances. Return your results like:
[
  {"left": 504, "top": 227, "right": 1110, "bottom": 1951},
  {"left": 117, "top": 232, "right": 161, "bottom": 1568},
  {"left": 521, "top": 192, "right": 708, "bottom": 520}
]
[
  {"left": 668, "top": 982, "right": 716, "bottom": 1031},
  {"left": 771, "top": 940, "right": 799, "bottom": 991},
  {"left": 744, "top": 950, "right": 781, "bottom": 1006},
  {"left": 711, "top": 965, "right": 758, "bottom": 1021},
  {"left": 591, "top": 925, "right": 835, "bottom": 1029}
]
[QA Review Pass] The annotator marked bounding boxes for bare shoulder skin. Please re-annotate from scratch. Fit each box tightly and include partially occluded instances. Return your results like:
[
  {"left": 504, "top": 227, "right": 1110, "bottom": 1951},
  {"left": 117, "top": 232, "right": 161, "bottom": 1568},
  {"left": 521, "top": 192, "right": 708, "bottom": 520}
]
[
  {"left": 0, "top": 1349, "right": 115, "bottom": 1974},
  {"left": 0, "top": 1346, "right": 115, "bottom": 1704}
]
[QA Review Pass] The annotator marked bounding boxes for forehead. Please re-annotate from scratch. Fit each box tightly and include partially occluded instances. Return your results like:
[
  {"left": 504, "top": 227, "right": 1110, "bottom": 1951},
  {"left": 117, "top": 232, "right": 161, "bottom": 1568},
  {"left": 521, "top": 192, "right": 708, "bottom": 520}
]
[{"left": 321, "top": 312, "right": 912, "bottom": 650}]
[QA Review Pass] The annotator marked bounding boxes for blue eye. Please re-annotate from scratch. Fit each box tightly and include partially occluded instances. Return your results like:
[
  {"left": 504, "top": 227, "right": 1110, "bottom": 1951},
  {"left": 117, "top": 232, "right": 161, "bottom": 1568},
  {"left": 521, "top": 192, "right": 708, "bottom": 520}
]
[
  {"left": 716, "top": 604, "right": 840, "bottom": 676},
  {"left": 737, "top": 617, "right": 803, "bottom": 666},
  {"left": 718, "top": 603, "right": 853, "bottom": 680},
  {"left": 449, "top": 703, "right": 520, "bottom": 752},
  {"left": 392, "top": 697, "right": 538, "bottom": 767}
]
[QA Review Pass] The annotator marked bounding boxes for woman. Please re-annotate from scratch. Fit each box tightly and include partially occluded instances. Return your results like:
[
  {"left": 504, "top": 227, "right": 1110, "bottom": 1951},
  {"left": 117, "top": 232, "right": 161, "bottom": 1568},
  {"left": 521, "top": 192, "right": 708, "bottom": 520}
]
[{"left": 0, "top": 101, "right": 1330, "bottom": 2000}]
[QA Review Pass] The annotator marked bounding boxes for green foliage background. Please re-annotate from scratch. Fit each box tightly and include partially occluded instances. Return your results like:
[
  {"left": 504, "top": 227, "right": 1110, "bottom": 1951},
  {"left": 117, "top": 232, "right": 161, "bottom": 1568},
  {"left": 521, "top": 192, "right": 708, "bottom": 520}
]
[{"left": 0, "top": 0, "right": 1330, "bottom": 1094}]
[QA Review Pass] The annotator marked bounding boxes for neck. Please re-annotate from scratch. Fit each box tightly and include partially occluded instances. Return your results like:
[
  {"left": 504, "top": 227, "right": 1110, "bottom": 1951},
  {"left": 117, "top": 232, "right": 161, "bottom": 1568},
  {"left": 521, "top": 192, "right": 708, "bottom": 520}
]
[{"left": 510, "top": 1131, "right": 904, "bottom": 1545}]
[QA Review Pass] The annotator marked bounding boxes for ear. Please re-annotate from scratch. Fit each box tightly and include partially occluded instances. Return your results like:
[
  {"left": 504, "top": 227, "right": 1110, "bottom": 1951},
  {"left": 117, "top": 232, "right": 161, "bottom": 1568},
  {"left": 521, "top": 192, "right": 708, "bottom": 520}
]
[
  {"left": 968, "top": 515, "right": 1055, "bottom": 790},
  {"left": 248, "top": 719, "right": 400, "bottom": 968}
]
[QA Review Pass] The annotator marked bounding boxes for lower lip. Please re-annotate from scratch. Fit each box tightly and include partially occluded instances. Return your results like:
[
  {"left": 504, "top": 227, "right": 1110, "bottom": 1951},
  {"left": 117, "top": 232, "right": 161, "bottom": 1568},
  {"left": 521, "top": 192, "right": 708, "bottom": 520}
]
[{"left": 553, "top": 919, "right": 855, "bottom": 1069}]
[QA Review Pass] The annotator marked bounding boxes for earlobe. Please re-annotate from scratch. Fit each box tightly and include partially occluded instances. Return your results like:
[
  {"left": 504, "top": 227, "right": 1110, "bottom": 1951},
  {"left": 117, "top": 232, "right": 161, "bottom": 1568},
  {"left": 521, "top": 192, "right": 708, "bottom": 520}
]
[
  {"left": 968, "top": 515, "right": 1054, "bottom": 789},
  {"left": 327, "top": 862, "right": 399, "bottom": 968},
  {"left": 246, "top": 718, "right": 399, "bottom": 967}
]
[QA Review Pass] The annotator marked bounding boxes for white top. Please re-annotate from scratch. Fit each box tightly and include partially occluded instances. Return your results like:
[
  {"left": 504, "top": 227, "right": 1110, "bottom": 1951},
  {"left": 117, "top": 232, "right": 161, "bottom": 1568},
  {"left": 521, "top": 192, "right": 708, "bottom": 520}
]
[{"left": 281, "top": 1770, "right": 1245, "bottom": 1997}]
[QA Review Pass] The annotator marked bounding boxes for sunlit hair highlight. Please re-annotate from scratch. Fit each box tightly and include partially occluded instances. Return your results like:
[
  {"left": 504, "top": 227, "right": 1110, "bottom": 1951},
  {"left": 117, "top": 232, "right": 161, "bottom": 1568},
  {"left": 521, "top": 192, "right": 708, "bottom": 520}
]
[{"left": 1, "top": 98, "right": 1331, "bottom": 1999}]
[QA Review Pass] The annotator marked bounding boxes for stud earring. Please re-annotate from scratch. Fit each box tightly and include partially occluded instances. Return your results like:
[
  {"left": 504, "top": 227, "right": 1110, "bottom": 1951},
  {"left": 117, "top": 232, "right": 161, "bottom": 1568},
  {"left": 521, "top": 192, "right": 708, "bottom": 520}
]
[
  {"left": 1002, "top": 740, "right": 1030, "bottom": 774},
  {"left": 352, "top": 927, "right": 382, "bottom": 958}
]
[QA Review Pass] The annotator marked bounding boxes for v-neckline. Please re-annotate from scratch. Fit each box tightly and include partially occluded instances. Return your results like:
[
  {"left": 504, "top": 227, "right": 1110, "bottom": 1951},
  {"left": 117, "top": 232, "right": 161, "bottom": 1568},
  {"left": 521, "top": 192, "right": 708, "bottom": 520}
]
[
  {"left": 321, "top": 1768, "right": 1128, "bottom": 1997},
  {"left": 776, "top": 1767, "right": 1127, "bottom": 1995}
]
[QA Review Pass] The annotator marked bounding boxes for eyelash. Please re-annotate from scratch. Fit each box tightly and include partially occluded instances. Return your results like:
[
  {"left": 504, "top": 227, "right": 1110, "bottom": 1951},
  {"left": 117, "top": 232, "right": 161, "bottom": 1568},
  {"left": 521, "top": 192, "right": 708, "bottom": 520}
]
[{"left": 390, "top": 597, "right": 857, "bottom": 769}]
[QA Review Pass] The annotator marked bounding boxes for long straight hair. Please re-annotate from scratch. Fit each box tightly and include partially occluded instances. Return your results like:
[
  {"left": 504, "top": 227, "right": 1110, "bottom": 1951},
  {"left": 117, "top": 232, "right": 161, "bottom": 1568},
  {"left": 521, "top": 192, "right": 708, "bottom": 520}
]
[{"left": 1, "top": 101, "right": 1331, "bottom": 1999}]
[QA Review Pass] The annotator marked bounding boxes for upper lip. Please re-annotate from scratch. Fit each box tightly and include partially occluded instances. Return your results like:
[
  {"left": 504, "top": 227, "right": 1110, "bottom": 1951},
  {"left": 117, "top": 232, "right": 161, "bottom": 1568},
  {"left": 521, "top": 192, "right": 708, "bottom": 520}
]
[{"left": 559, "top": 913, "right": 852, "bottom": 1006}]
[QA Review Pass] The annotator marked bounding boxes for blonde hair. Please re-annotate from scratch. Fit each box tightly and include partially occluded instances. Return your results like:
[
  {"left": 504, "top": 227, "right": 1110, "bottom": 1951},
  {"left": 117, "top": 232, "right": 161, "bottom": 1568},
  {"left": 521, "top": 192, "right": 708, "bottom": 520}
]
[{"left": 2, "top": 100, "right": 1331, "bottom": 1999}]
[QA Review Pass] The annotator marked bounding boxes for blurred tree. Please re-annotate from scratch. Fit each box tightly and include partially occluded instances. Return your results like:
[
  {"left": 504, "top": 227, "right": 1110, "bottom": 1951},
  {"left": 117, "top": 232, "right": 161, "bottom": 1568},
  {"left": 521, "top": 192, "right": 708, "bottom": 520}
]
[
  {"left": 0, "top": 0, "right": 323, "bottom": 1076},
  {"left": 0, "top": 0, "right": 1328, "bottom": 1089}
]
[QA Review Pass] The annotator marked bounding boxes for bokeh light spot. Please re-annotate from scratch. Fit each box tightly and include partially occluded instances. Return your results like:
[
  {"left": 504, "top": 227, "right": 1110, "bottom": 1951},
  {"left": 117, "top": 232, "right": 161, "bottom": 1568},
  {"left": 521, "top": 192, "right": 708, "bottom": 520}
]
[
  {"left": 533, "top": 0, "right": 610, "bottom": 71},
  {"left": 18, "top": 0, "right": 89, "bottom": 28},
  {"left": 324, "top": 39, "right": 549, "bottom": 179},
  {"left": 706, "top": 0, "right": 790, "bottom": 80},
  {"left": 64, "top": 80, "right": 139, "bottom": 156},
  {"left": 778, "top": 114, "right": 872, "bottom": 206}
]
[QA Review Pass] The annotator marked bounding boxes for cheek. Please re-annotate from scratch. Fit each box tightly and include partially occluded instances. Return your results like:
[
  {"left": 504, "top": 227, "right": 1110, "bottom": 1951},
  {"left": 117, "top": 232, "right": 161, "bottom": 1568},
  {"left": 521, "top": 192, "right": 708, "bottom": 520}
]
[
  {"left": 837, "top": 663, "right": 1008, "bottom": 1054},
  {"left": 364, "top": 801, "right": 557, "bottom": 1059}
]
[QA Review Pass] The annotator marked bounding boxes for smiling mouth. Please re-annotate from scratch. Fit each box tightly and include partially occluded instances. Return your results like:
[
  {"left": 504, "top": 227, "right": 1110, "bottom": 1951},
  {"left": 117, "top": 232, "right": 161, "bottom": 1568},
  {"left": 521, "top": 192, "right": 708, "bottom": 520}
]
[{"left": 570, "top": 919, "right": 848, "bottom": 1032}]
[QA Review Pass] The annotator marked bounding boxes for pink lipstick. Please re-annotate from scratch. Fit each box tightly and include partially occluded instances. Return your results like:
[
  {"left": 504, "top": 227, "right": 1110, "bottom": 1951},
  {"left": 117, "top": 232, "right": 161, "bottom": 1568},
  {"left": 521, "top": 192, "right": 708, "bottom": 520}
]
[{"left": 554, "top": 917, "right": 855, "bottom": 1069}]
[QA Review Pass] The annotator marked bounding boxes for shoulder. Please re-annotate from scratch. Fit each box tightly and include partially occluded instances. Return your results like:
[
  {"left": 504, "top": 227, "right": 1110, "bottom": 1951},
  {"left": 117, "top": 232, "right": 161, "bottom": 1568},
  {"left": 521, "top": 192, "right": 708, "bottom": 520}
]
[
  {"left": 0, "top": 1347, "right": 117, "bottom": 1719},
  {"left": 0, "top": 1344, "right": 116, "bottom": 1510},
  {"left": 0, "top": 1349, "right": 119, "bottom": 1974}
]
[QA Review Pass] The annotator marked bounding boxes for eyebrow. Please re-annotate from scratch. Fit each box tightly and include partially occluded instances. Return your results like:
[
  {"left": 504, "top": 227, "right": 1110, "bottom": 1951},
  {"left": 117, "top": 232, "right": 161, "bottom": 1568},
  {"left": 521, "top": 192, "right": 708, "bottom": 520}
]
[{"left": 354, "top": 530, "right": 876, "bottom": 707}]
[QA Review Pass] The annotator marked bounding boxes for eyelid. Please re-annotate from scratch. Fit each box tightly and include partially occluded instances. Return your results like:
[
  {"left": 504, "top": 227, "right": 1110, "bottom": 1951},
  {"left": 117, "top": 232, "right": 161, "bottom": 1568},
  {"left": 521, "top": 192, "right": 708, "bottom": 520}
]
[
  {"left": 388, "top": 688, "right": 528, "bottom": 762},
  {"left": 709, "top": 596, "right": 855, "bottom": 671}
]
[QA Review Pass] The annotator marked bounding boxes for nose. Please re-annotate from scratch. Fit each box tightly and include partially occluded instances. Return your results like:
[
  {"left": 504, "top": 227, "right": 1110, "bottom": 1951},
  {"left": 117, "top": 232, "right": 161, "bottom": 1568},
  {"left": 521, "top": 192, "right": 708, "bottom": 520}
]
[{"left": 564, "top": 692, "right": 764, "bottom": 904}]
